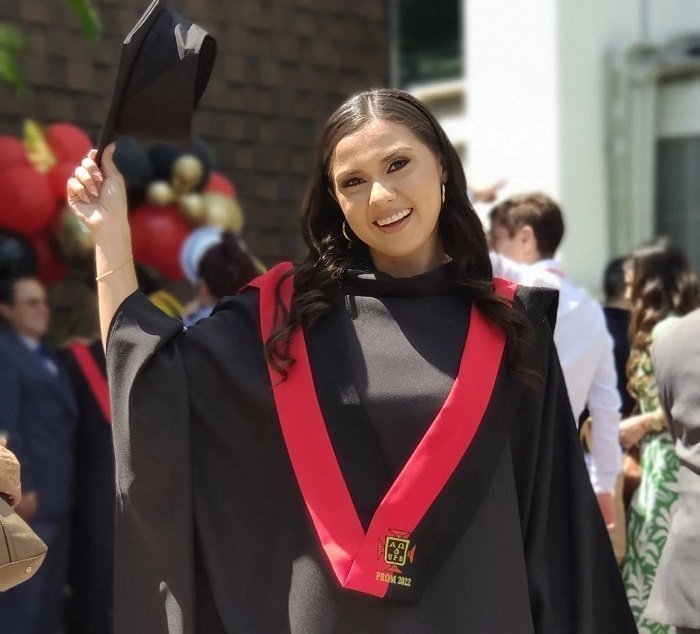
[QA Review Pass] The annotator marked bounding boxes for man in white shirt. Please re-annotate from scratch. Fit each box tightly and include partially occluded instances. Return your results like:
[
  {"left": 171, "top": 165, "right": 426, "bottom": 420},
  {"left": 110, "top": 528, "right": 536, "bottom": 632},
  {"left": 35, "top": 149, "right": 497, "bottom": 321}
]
[{"left": 488, "top": 193, "right": 621, "bottom": 527}]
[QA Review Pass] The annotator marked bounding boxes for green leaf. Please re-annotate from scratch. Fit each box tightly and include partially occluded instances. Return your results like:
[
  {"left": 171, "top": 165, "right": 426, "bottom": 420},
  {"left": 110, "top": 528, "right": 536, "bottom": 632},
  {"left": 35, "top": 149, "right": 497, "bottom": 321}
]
[
  {"left": 0, "top": 23, "right": 25, "bottom": 90},
  {"left": 65, "top": 0, "right": 102, "bottom": 44}
]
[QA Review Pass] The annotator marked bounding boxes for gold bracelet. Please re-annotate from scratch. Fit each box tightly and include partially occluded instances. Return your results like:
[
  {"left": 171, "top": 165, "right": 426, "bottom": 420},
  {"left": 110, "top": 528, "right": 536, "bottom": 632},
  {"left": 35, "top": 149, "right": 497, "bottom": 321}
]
[{"left": 95, "top": 255, "right": 134, "bottom": 282}]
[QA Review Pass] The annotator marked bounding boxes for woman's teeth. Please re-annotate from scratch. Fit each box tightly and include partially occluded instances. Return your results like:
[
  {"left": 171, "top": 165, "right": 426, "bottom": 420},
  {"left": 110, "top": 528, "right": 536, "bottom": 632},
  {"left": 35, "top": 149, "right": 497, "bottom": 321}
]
[{"left": 376, "top": 208, "right": 412, "bottom": 227}]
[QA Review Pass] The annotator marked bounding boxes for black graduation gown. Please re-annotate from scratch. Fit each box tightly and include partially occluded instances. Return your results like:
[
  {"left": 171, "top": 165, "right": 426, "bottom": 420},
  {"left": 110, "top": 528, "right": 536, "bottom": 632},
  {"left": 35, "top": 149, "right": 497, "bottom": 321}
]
[{"left": 106, "top": 263, "right": 636, "bottom": 633}]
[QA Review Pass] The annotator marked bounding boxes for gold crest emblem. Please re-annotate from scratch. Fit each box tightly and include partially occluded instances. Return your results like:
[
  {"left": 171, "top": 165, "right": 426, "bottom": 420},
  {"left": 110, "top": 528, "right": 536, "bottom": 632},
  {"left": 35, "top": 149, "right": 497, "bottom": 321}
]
[
  {"left": 378, "top": 530, "right": 416, "bottom": 574},
  {"left": 384, "top": 536, "right": 411, "bottom": 567}
]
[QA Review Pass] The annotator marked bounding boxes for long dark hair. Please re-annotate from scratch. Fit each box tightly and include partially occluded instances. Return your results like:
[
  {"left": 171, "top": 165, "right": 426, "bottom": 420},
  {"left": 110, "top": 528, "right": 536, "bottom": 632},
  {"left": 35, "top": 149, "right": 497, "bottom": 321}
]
[
  {"left": 265, "top": 88, "right": 537, "bottom": 386},
  {"left": 627, "top": 237, "right": 699, "bottom": 389}
]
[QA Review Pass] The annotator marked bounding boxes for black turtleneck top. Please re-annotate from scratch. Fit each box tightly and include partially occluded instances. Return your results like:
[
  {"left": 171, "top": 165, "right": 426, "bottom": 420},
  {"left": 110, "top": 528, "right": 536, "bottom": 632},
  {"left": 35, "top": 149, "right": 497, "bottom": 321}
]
[
  {"left": 106, "top": 263, "right": 637, "bottom": 634},
  {"left": 334, "top": 263, "right": 469, "bottom": 477}
]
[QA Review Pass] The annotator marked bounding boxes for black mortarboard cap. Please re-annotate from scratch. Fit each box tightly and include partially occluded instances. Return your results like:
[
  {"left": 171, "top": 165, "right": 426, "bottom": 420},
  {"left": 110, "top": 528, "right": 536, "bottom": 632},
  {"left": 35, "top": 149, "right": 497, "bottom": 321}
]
[{"left": 96, "top": 0, "right": 217, "bottom": 165}]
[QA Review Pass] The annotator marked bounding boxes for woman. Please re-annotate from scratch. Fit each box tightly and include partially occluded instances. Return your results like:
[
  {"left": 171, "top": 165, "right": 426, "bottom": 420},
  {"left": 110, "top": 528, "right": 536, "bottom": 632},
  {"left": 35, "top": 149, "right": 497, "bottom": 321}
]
[
  {"left": 620, "top": 238, "right": 699, "bottom": 633},
  {"left": 67, "top": 88, "right": 635, "bottom": 633}
]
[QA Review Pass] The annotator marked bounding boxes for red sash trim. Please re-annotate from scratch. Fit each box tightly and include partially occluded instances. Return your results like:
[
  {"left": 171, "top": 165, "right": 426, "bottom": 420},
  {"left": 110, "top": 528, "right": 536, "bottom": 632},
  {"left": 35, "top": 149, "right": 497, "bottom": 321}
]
[
  {"left": 250, "top": 264, "right": 515, "bottom": 597},
  {"left": 68, "top": 342, "right": 112, "bottom": 425}
]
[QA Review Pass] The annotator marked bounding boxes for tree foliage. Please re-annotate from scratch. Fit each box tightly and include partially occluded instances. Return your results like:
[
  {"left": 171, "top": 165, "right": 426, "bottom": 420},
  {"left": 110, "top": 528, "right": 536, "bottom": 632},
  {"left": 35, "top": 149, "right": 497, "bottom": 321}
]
[
  {"left": 0, "top": 1, "right": 101, "bottom": 91},
  {"left": 0, "top": 23, "right": 24, "bottom": 90}
]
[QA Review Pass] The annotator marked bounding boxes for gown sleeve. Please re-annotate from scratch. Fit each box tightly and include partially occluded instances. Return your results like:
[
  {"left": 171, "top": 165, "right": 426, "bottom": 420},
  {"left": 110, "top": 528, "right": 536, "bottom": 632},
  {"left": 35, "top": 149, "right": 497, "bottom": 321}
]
[
  {"left": 106, "top": 290, "right": 195, "bottom": 634},
  {"left": 511, "top": 287, "right": 637, "bottom": 634}
]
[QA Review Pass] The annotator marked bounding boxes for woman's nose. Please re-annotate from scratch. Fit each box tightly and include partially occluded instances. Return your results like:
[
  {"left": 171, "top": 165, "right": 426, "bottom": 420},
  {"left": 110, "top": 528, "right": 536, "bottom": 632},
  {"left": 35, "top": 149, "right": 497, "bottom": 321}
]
[{"left": 371, "top": 179, "right": 396, "bottom": 203}]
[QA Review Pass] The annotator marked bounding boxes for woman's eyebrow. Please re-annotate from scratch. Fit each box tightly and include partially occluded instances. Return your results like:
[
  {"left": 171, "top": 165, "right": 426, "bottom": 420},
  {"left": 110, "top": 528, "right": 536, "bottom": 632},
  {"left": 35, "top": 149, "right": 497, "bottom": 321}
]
[{"left": 382, "top": 146, "right": 413, "bottom": 163}]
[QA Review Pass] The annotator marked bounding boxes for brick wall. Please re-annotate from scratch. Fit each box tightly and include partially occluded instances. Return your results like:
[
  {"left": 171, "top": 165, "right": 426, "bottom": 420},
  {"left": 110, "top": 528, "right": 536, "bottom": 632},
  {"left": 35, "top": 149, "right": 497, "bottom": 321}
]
[{"left": 0, "top": 0, "right": 388, "bottom": 262}]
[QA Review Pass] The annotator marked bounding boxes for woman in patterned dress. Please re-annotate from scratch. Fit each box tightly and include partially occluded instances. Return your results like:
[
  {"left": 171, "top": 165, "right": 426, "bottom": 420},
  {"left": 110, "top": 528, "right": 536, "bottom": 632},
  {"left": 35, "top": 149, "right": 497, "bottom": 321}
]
[{"left": 620, "top": 238, "right": 699, "bottom": 633}]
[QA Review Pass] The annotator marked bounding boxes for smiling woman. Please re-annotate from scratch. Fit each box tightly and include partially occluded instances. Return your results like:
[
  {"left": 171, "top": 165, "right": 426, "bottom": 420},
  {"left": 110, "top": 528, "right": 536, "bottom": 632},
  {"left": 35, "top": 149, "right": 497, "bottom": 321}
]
[{"left": 67, "top": 87, "right": 636, "bottom": 633}]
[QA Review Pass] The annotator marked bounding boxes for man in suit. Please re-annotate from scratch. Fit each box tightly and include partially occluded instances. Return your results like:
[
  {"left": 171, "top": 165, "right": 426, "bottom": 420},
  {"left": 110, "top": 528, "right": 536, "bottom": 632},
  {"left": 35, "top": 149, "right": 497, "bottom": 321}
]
[
  {"left": 646, "top": 308, "right": 700, "bottom": 634},
  {"left": 0, "top": 275, "right": 78, "bottom": 634}
]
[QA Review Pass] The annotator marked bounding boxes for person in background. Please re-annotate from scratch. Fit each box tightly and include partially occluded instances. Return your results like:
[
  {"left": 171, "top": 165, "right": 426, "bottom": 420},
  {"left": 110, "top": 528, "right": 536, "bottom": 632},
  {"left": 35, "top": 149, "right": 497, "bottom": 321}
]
[
  {"left": 0, "top": 275, "right": 78, "bottom": 634},
  {"left": 182, "top": 229, "right": 259, "bottom": 327},
  {"left": 646, "top": 304, "right": 700, "bottom": 634},
  {"left": 619, "top": 238, "right": 699, "bottom": 633},
  {"left": 591, "top": 255, "right": 635, "bottom": 564},
  {"left": 488, "top": 193, "right": 622, "bottom": 528}
]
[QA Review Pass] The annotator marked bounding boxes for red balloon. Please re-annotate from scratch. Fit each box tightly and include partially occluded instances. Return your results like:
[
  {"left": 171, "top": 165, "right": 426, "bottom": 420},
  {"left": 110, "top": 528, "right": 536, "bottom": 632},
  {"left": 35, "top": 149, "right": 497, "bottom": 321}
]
[
  {"left": 0, "top": 136, "right": 29, "bottom": 171},
  {"left": 29, "top": 231, "right": 69, "bottom": 286},
  {"left": 45, "top": 123, "right": 92, "bottom": 164},
  {"left": 0, "top": 165, "right": 58, "bottom": 235},
  {"left": 130, "top": 205, "right": 190, "bottom": 280},
  {"left": 204, "top": 171, "right": 237, "bottom": 198},
  {"left": 47, "top": 162, "right": 76, "bottom": 202}
]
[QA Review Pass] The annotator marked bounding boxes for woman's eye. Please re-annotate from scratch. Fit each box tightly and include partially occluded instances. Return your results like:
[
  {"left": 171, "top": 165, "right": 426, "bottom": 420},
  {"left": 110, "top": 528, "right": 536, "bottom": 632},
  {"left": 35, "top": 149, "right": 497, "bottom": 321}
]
[
  {"left": 388, "top": 159, "right": 409, "bottom": 172},
  {"left": 343, "top": 177, "right": 364, "bottom": 188}
]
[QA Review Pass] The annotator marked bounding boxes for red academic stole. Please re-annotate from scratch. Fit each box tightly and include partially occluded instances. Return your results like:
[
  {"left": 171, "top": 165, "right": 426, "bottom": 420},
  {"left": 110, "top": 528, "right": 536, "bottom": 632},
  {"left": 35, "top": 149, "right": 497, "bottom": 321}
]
[
  {"left": 249, "top": 263, "right": 516, "bottom": 599},
  {"left": 68, "top": 342, "right": 112, "bottom": 425}
]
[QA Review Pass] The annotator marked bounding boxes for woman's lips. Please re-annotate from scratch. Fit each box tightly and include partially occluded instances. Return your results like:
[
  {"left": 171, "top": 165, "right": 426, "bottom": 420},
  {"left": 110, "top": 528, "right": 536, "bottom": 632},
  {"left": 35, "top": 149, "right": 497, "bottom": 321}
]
[{"left": 374, "top": 209, "right": 413, "bottom": 233}]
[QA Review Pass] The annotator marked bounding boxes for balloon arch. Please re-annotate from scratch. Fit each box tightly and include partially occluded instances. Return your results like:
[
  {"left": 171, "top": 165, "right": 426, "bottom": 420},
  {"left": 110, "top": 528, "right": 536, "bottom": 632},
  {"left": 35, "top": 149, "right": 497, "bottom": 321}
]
[{"left": 0, "top": 120, "right": 246, "bottom": 285}]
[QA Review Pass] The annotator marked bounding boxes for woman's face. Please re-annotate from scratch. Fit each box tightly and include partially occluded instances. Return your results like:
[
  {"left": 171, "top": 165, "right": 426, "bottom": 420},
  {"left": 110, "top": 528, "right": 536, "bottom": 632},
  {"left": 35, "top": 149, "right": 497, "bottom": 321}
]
[{"left": 329, "top": 119, "right": 445, "bottom": 277}]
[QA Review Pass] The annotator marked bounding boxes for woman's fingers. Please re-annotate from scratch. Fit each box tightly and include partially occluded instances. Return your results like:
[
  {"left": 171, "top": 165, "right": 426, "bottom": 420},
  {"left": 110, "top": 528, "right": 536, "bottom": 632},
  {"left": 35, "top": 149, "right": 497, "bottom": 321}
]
[
  {"left": 67, "top": 176, "right": 91, "bottom": 205},
  {"left": 81, "top": 156, "right": 104, "bottom": 183},
  {"left": 75, "top": 165, "right": 99, "bottom": 196}
]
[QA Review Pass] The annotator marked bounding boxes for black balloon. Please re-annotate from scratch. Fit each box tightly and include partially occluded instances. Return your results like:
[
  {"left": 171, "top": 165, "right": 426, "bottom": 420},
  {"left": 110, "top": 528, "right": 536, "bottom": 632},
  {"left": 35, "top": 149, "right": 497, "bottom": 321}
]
[
  {"left": 114, "top": 136, "right": 154, "bottom": 195},
  {"left": 0, "top": 229, "right": 37, "bottom": 277}
]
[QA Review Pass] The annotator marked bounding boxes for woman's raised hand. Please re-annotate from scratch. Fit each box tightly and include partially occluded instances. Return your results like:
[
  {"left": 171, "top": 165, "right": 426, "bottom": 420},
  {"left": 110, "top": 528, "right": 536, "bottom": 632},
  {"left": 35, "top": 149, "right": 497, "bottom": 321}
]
[
  {"left": 67, "top": 144, "right": 127, "bottom": 234},
  {"left": 67, "top": 143, "right": 138, "bottom": 344}
]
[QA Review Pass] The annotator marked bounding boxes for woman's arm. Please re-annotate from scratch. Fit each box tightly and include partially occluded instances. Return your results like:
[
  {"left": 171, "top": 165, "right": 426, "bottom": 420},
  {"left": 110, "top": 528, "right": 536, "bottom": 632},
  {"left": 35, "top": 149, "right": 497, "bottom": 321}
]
[
  {"left": 619, "top": 410, "right": 666, "bottom": 449},
  {"left": 67, "top": 145, "right": 138, "bottom": 344}
]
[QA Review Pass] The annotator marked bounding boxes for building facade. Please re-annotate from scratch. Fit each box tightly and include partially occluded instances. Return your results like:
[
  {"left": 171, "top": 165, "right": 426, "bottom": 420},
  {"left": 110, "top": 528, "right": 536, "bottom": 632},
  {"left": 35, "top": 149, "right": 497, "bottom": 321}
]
[{"left": 393, "top": 0, "right": 700, "bottom": 291}]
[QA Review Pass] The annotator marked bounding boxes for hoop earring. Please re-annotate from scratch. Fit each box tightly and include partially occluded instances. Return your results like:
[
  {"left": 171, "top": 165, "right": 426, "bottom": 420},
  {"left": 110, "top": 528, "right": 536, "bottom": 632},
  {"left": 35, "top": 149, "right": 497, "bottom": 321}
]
[
  {"left": 342, "top": 220, "right": 354, "bottom": 244},
  {"left": 441, "top": 183, "right": 446, "bottom": 205}
]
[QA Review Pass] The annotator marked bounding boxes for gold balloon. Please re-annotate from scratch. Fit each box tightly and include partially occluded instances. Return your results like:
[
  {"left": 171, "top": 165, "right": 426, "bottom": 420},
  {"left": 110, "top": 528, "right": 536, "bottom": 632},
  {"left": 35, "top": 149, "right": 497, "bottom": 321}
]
[
  {"left": 171, "top": 154, "right": 204, "bottom": 194},
  {"left": 202, "top": 193, "right": 245, "bottom": 234},
  {"left": 56, "top": 206, "right": 94, "bottom": 262},
  {"left": 146, "top": 180, "right": 176, "bottom": 206},
  {"left": 178, "top": 192, "right": 206, "bottom": 225}
]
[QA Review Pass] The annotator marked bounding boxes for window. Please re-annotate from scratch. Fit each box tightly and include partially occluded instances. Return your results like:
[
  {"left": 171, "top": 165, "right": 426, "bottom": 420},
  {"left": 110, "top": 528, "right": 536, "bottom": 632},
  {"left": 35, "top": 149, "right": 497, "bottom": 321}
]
[
  {"left": 391, "top": 0, "right": 462, "bottom": 88},
  {"left": 656, "top": 137, "right": 700, "bottom": 273}
]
